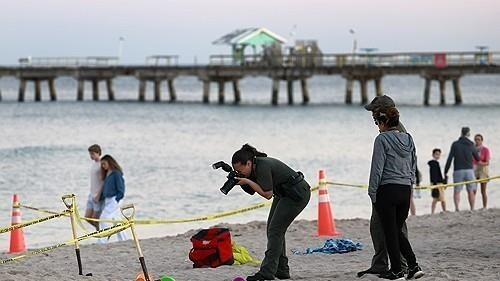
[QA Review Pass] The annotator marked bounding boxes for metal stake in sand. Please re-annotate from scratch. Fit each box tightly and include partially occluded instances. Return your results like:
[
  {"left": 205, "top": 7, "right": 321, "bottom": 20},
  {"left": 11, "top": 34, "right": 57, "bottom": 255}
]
[
  {"left": 121, "top": 204, "right": 151, "bottom": 281},
  {"left": 62, "top": 194, "right": 92, "bottom": 277}
]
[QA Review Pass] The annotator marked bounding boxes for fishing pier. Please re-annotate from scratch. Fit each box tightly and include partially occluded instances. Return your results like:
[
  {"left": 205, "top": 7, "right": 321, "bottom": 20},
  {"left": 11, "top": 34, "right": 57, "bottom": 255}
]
[{"left": 0, "top": 51, "right": 499, "bottom": 105}]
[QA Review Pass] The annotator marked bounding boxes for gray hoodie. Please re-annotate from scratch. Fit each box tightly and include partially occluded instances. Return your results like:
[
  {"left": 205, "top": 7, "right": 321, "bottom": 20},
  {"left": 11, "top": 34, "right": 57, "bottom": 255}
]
[{"left": 368, "top": 131, "right": 416, "bottom": 203}]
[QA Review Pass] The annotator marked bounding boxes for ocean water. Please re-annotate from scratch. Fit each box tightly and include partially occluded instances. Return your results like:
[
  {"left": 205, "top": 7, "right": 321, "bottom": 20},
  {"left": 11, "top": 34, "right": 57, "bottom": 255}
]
[{"left": 0, "top": 75, "right": 499, "bottom": 250}]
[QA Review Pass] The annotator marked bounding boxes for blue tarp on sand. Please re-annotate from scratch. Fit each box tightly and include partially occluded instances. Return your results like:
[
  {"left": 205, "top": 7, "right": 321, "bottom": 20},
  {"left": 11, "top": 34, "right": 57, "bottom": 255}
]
[{"left": 293, "top": 238, "right": 363, "bottom": 255}]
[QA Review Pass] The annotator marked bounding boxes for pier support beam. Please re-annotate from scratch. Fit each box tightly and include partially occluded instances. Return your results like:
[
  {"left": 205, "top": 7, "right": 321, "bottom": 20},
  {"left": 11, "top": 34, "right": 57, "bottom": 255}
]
[
  {"left": 202, "top": 80, "right": 210, "bottom": 103},
  {"left": 154, "top": 79, "right": 161, "bottom": 102},
  {"left": 423, "top": 78, "right": 431, "bottom": 106},
  {"left": 232, "top": 80, "right": 241, "bottom": 104},
  {"left": 168, "top": 79, "right": 176, "bottom": 102},
  {"left": 300, "top": 79, "right": 309, "bottom": 105},
  {"left": 138, "top": 79, "right": 146, "bottom": 102},
  {"left": 92, "top": 80, "right": 99, "bottom": 101},
  {"left": 218, "top": 81, "right": 225, "bottom": 104},
  {"left": 18, "top": 79, "right": 26, "bottom": 102},
  {"left": 77, "top": 79, "right": 84, "bottom": 101},
  {"left": 452, "top": 78, "right": 462, "bottom": 105},
  {"left": 439, "top": 79, "right": 446, "bottom": 106},
  {"left": 287, "top": 80, "right": 294, "bottom": 105},
  {"left": 271, "top": 79, "right": 279, "bottom": 106},
  {"left": 345, "top": 78, "right": 353, "bottom": 104},
  {"left": 34, "top": 79, "right": 42, "bottom": 102},
  {"left": 374, "top": 78, "right": 383, "bottom": 97},
  {"left": 106, "top": 79, "right": 115, "bottom": 101},
  {"left": 360, "top": 79, "right": 368, "bottom": 105},
  {"left": 48, "top": 78, "right": 57, "bottom": 101}
]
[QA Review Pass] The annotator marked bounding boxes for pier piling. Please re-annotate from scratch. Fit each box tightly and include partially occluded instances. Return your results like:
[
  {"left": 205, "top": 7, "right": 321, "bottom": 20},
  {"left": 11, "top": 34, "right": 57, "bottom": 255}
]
[
  {"left": 92, "top": 80, "right": 99, "bottom": 101},
  {"left": 271, "top": 79, "right": 279, "bottom": 106},
  {"left": 360, "top": 79, "right": 368, "bottom": 105},
  {"left": 374, "top": 78, "right": 383, "bottom": 97},
  {"left": 48, "top": 78, "right": 57, "bottom": 101},
  {"left": 34, "top": 79, "right": 42, "bottom": 102},
  {"left": 452, "top": 78, "right": 462, "bottom": 105},
  {"left": 202, "top": 80, "right": 210, "bottom": 103},
  {"left": 168, "top": 79, "right": 176, "bottom": 102},
  {"left": 345, "top": 78, "right": 353, "bottom": 104},
  {"left": 218, "top": 81, "right": 225, "bottom": 104},
  {"left": 232, "top": 80, "right": 241, "bottom": 104},
  {"left": 154, "top": 79, "right": 161, "bottom": 102},
  {"left": 300, "top": 79, "right": 309, "bottom": 105},
  {"left": 106, "top": 79, "right": 115, "bottom": 101},
  {"left": 18, "top": 79, "right": 26, "bottom": 102},
  {"left": 287, "top": 80, "right": 294, "bottom": 105},
  {"left": 138, "top": 79, "right": 146, "bottom": 102},
  {"left": 77, "top": 79, "right": 84, "bottom": 101},
  {"left": 423, "top": 78, "right": 431, "bottom": 106},
  {"left": 439, "top": 79, "right": 446, "bottom": 106}
]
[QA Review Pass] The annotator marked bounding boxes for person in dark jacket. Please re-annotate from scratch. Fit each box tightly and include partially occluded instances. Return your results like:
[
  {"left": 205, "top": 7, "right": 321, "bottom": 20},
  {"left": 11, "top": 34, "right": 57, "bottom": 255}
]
[
  {"left": 231, "top": 144, "right": 310, "bottom": 281},
  {"left": 428, "top": 148, "right": 447, "bottom": 214},
  {"left": 444, "top": 127, "right": 480, "bottom": 211},
  {"left": 358, "top": 95, "right": 409, "bottom": 278},
  {"left": 368, "top": 107, "right": 424, "bottom": 280},
  {"left": 98, "top": 154, "right": 127, "bottom": 243}
]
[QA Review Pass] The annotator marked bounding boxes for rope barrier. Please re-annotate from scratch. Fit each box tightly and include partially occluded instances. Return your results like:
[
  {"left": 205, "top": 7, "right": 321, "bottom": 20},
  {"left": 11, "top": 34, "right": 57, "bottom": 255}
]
[
  {"left": 18, "top": 203, "right": 70, "bottom": 216},
  {"left": 0, "top": 210, "right": 69, "bottom": 234},
  {"left": 0, "top": 222, "right": 132, "bottom": 264},
  {"left": 325, "top": 175, "right": 500, "bottom": 191}
]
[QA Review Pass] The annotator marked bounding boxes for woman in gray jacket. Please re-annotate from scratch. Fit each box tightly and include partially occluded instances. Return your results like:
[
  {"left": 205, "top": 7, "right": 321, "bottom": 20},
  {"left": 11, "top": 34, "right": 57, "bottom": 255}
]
[{"left": 368, "top": 107, "right": 424, "bottom": 280}]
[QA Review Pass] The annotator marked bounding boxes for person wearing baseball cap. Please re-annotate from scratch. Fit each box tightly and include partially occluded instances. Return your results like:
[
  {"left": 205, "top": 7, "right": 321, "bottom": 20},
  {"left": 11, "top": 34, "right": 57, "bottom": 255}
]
[{"left": 358, "top": 95, "right": 410, "bottom": 278}]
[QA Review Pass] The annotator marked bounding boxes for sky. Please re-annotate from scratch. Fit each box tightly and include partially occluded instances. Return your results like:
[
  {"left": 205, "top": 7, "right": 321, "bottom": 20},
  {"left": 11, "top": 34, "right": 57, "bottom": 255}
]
[{"left": 1, "top": 0, "right": 499, "bottom": 64}]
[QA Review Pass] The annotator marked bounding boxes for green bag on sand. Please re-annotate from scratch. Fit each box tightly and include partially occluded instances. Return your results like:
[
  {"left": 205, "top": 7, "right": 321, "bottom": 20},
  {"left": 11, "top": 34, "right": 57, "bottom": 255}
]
[{"left": 232, "top": 242, "right": 260, "bottom": 266}]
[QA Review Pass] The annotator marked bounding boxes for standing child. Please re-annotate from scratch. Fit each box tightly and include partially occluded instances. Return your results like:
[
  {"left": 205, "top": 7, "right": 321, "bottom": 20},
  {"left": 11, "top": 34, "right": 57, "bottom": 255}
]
[
  {"left": 428, "top": 148, "right": 447, "bottom": 214},
  {"left": 85, "top": 144, "right": 104, "bottom": 230}
]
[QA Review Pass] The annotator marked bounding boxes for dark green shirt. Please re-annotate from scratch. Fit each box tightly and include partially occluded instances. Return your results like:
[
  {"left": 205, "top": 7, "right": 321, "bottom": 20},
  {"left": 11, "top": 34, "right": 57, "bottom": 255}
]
[{"left": 254, "top": 157, "right": 297, "bottom": 192}]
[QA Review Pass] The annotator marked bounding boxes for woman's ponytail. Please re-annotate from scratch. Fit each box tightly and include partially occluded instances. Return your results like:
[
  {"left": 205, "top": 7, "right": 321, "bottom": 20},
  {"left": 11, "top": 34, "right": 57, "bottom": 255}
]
[{"left": 232, "top": 144, "right": 267, "bottom": 164}]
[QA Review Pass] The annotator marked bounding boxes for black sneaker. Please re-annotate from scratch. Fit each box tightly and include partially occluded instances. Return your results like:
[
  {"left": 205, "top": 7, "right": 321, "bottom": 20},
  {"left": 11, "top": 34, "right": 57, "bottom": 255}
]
[
  {"left": 379, "top": 270, "right": 405, "bottom": 280},
  {"left": 407, "top": 264, "right": 424, "bottom": 279},
  {"left": 357, "top": 268, "right": 387, "bottom": 277},
  {"left": 246, "top": 272, "right": 275, "bottom": 281},
  {"left": 275, "top": 271, "right": 290, "bottom": 280}
]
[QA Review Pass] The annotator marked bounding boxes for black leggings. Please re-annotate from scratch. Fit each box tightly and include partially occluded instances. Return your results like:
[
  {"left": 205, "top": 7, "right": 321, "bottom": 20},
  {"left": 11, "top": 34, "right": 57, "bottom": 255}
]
[{"left": 374, "top": 184, "right": 417, "bottom": 272}]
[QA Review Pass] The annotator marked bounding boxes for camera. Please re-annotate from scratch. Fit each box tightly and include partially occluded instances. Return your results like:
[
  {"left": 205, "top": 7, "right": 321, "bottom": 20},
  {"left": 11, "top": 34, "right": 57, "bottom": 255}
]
[{"left": 212, "top": 161, "right": 255, "bottom": 195}]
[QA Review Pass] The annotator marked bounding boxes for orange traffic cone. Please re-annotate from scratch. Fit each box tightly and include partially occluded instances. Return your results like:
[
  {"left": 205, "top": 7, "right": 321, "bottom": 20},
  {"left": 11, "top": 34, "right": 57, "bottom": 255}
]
[
  {"left": 9, "top": 194, "right": 26, "bottom": 253},
  {"left": 317, "top": 170, "right": 340, "bottom": 236}
]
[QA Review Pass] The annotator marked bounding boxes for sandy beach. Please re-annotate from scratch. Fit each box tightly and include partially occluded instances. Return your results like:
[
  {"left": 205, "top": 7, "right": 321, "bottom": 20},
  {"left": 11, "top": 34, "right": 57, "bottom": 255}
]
[{"left": 1, "top": 208, "right": 499, "bottom": 281}]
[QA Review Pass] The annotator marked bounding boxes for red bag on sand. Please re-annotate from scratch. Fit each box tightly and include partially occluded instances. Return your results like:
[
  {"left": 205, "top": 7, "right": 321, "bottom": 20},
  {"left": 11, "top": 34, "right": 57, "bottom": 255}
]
[{"left": 189, "top": 228, "right": 234, "bottom": 268}]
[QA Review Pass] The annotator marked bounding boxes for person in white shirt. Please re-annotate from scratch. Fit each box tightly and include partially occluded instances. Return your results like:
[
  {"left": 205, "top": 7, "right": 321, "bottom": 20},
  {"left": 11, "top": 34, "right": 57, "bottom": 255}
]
[{"left": 85, "top": 144, "right": 104, "bottom": 230}]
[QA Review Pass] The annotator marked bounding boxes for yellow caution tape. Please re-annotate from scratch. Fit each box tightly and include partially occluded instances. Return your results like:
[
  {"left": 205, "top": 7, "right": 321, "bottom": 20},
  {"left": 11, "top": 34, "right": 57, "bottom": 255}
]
[
  {"left": 18, "top": 203, "right": 70, "bottom": 216},
  {"left": 0, "top": 222, "right": 131, "bottom": 264},
  {"left": 0, "top": 211, "right": 69, "bottom": 234},
  {"left": 325, "top": 175, "right": 500, "bottom": 191}
]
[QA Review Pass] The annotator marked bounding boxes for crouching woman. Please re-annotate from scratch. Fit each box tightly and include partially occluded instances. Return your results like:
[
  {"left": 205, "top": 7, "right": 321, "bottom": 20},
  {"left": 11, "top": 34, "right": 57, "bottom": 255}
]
[{"left": 231, "top": 144, "right": 310, "bottom": 281}]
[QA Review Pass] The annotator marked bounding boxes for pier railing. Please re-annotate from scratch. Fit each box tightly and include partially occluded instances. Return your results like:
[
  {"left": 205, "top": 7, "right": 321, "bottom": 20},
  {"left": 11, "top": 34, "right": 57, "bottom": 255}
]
[
  {"left": 209, "top": 51, "right": 500, "bottom": 67},
  {"left": 18, "top": 56, "right": 119, "bottom": 67}
]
